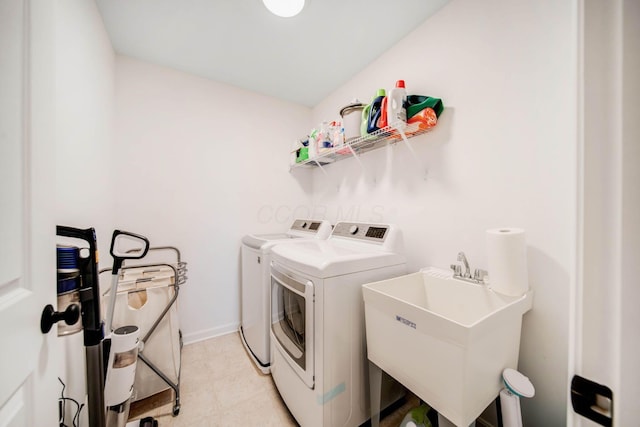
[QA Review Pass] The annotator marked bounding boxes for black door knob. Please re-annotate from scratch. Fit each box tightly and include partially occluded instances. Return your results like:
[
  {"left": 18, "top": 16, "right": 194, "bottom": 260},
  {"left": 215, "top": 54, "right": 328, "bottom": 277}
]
[{"left": 40, "top": 303, "right": 80, "bottom": 334}]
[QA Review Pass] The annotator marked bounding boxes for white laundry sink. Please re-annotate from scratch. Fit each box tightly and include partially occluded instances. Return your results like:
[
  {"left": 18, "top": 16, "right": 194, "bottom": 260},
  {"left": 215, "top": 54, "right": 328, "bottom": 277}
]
[{"left": 363, "top": 268, "right": 533, "bottom": 427}]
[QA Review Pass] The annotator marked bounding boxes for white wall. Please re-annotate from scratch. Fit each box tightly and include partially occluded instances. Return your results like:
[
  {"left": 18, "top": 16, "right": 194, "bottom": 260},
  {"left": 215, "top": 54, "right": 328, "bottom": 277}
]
[
  {"left": 55, "top": 0, "right": 115, "bottom": 424},
  {"left": 56, "top": 0, "right": 115, "bottom": 254},
  {"left": 309, "top": 0, "right": 575, "bottom": 425},
  {"left": 113, "top": 56, "right": 313, "bottom": 343}
]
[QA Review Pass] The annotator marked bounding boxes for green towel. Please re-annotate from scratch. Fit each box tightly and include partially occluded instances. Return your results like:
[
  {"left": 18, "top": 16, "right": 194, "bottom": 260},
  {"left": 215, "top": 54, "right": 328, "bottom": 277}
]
[{"left": 406, "top": 95, "right": 444, "bottom": 119}]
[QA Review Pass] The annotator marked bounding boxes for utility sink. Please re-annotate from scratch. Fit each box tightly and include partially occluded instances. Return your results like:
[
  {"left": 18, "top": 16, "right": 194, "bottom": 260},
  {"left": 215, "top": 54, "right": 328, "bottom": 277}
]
[{"left": 363, "top": 268, "right": 533, "bottom": 427}]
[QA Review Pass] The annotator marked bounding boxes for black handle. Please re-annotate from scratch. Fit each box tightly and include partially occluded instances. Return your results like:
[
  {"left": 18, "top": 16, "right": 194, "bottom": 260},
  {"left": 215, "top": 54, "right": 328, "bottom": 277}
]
[
  {"left": 110, "top": 229, "right": 150, "bottom": 274},
  {"left": 571, "top": 375, "right": 613, "bottom": 426},
  {"left": 40, "top": 303, "right": 80, "bottom": 334}
]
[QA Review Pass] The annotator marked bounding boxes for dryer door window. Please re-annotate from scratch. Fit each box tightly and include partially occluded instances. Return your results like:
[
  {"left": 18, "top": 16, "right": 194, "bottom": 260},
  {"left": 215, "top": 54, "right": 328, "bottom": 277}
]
[
  {"left": 271, "top": 265, "right": 314, "bottom": 388},
  {"left": 280, "top": 286, "right": 306, "bottom": 356}
]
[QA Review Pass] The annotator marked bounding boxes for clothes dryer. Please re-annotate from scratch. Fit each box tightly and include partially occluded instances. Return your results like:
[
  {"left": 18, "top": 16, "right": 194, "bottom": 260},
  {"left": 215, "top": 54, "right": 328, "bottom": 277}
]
[
  {"left": 240, "top": 219, "right": 331, "bottom": 373},
  {"left": 270, "top": 222, "right": 406, "bottom": 427}
]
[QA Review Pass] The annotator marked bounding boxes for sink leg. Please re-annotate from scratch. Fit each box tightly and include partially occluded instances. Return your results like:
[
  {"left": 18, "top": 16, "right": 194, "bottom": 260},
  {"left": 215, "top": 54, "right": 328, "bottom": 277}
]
[{"left": 368, "top": 361, "right": 382, "bottom": 427}]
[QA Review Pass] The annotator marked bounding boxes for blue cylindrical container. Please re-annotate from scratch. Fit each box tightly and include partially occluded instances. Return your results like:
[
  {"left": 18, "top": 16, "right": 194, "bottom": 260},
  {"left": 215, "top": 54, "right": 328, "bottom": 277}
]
[
  {"left": 57, "top": 245, "right": 80, "bottom": 294},
  {"left": 56, "top": 245, "right": 82, "bottom": 335}
]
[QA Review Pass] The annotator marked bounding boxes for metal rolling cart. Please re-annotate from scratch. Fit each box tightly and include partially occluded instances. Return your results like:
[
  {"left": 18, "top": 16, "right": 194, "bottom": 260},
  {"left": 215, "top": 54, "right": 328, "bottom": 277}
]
[{"left": 101, "top": 246, "right": 187, "bottom": 416}]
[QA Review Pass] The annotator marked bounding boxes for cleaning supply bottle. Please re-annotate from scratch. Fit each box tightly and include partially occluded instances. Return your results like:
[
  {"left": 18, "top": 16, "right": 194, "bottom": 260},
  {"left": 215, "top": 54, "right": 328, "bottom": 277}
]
[
  {"left": 291, "top": 139, "right": 301, "bottom": 165},
  {"left": 360, "top": 102, "right": 372, "bottom": 137},
  {"left": 366, "top": 89, "right": 386, "bottom": 134},
  {"left": 387, "top": 79, "right": 408, "bottom": 125},
  {"left": 331, "top": 121, "right": 344, "bottom": 148},
  {"left": 377, "top": 96, "right": 389, "bottom": 129},
  {"left": 308, "top": 129, "right": 318, "bottom": 159},
  {"left": 399, "top": 403, "right": 432, "bottom": 427}
]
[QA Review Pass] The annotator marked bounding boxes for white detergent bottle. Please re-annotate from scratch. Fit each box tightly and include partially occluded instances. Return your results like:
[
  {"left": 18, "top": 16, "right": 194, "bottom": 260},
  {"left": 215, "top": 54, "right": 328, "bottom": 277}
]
[{"left": 387, "top": 79, "right": 408, "bottom": 125}]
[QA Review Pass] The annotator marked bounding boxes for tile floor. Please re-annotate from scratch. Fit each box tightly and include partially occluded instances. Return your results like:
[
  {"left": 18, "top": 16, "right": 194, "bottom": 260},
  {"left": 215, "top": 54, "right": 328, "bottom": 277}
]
[{"left": 130, "top": 331, "right": 419, "bottom": 426}]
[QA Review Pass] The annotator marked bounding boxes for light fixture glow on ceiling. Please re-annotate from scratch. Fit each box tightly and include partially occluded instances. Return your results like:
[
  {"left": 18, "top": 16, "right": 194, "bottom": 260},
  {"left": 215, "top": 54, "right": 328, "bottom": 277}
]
[{"left": 262, "top": 0, "right": 305, "bottom": 18}]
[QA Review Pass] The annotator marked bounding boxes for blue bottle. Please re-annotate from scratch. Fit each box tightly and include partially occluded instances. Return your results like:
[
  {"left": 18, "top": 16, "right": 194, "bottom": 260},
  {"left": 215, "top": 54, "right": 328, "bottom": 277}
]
[{"left": 366, "top": 89, "right": 386, "bottom": 134}]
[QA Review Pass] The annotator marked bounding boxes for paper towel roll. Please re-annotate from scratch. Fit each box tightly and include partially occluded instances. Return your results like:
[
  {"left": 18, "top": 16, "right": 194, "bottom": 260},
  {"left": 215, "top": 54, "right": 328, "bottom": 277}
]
[{"left": 486, "top": 228, "right": 528, "bottom": 296}]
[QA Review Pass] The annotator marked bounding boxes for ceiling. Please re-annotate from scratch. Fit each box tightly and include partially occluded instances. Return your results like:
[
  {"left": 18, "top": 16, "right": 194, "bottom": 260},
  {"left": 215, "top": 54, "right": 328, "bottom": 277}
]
[{"left": 96, "top": 0, "right": 449, "bottom": 107}]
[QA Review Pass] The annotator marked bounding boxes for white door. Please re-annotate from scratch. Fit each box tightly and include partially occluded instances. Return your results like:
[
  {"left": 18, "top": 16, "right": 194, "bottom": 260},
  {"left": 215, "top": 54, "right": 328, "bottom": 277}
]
[
  {"left": 571, "top": 0, "right": 640, "bottom": 425},
  {"left": 0, "top": 0, "right": 59, "bottom": 425}
]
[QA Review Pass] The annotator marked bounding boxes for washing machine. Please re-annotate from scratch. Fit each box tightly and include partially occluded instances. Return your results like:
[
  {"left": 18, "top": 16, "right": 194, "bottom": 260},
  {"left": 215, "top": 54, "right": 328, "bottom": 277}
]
[
  {"left": 240, "top": 218, "right": 332, "bottom": 374},
  {"left": 269, "top": 221, "right": 407, "bottom": 427}
]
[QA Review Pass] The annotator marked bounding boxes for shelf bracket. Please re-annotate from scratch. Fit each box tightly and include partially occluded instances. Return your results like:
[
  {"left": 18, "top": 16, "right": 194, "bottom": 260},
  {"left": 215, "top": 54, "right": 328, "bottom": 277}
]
[
  {"left": 312, "top": 159, "right": 329, "bottom": 176},
  {"left": 395, "top": 123, "right": 428, "bottom": 179},
  {"left": 346, "top": 143, "right": 366, "bottom": 172}
]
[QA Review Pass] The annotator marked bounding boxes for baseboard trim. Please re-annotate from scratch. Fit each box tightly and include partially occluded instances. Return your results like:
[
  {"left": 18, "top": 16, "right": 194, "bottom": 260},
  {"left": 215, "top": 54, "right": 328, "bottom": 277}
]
[{"left": 182, "top": 322, "right": 239, "bottom": 345}]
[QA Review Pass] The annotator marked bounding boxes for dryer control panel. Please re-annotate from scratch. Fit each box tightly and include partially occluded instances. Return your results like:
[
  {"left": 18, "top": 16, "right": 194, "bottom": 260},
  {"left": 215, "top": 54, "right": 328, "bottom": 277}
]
[{"left": 331, "top": 222, "right": 389, "bottom": 243}]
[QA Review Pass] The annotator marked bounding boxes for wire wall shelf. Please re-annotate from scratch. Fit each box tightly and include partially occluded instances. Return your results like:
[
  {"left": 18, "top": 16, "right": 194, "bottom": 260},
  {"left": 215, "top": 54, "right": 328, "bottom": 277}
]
[{"left": 289, "top": 121, "right": 436, "bottom": 172}]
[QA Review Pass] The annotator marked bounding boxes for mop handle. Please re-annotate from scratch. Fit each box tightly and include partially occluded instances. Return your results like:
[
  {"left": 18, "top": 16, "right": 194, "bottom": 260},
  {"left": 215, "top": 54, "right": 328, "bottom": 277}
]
[
  {"left": 104, "top": 273, "right": 119, "bottom": 334},
  {"left": 105, "top": 229, "right": 150, "bottom": 334}
]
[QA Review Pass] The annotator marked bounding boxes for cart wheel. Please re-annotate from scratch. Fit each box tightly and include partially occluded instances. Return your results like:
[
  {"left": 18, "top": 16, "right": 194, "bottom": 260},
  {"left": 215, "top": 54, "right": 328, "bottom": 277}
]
[{"left": 173, "top": 405, "right": 180, "bottom": 416}]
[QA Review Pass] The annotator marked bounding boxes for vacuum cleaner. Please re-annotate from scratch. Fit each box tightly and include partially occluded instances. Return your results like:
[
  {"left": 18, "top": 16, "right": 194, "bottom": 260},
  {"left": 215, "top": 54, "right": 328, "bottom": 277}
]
[
  {"left": 43, "top": 226, "right": 157, "bottom": 427},
  {"left": 104, "top": 230, "right": 151, "bottom": 427}
]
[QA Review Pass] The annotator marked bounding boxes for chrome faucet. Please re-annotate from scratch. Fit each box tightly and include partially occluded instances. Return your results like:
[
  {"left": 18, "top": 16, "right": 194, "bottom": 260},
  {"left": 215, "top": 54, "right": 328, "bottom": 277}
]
[
  {"left": 450, "top": 251, "right": 487, "bottom": 285},
  {"left": 457, "top": 252, "right": 471, "bottom": 278}
]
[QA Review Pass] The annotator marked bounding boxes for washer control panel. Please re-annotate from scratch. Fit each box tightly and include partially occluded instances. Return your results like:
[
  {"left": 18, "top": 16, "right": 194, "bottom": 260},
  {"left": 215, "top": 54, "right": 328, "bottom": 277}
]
[{"left": 291, "top": 219, "right": 323, "bottom": 233}]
